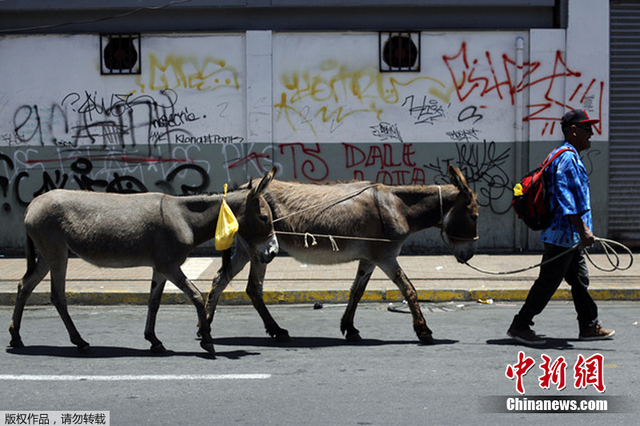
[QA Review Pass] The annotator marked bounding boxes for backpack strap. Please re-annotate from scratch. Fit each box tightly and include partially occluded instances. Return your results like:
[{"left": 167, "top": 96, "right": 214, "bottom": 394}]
[{"left": 540, "top": 148, "right": 573, "bottom": 172}]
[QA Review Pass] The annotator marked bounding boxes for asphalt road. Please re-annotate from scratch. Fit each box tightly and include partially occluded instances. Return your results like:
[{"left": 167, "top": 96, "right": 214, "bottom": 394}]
[{"left": 1, "top": 301, "right": 638, "bottom": 425}]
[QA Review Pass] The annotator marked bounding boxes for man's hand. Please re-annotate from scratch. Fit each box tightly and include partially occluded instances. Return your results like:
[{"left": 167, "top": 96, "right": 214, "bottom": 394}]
[{"left": 568, "top": 214, "right": 595, "bottom": 247}]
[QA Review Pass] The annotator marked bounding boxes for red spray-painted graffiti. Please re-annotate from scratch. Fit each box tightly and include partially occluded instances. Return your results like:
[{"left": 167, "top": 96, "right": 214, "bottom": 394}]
[{"left": 443, "top": 43, "right": 604, "bottom": 135}]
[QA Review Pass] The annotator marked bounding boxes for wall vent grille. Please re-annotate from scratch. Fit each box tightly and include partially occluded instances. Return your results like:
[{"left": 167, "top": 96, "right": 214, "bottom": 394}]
[
  {"left": 100, "top": 34, "right": 141, "bottom": 75},
  {"left": 379, "top": 31, "right": 420, "bottom": 72}
]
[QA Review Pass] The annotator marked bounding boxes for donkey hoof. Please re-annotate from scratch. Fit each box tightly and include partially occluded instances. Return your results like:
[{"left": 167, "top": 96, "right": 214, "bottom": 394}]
[
  {"left": 77, "top": 344, "right": 92, "bottom": 354},
  {"left": 345, "top": 332, "right": 363, "bottom": 343},
  {"left": 418, "top": 332, "right": 434, "bottom": 345},
  {"left": 150, "top": 343, "right": 167, "bottom": 353},
  {"left": 10, "top": 338, "right": 25, "bottom": 349},
  {"left": 200, "top": 341, "right": 216, "bottom": 354},
  {"left": 274, "top": 329, "right": 291, "bottom": 342}
]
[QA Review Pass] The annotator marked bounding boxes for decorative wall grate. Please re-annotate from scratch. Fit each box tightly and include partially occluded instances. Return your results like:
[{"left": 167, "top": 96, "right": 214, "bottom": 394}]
[
  {"left": 100, "top": 34, "right": 141, "bottom": 75},
  {"left": 379, "top": 31, "right": 420, "bottom": 72}
]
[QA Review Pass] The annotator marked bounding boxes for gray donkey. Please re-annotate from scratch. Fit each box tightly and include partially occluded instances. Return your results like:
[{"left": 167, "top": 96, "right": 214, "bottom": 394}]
[
  {"left": 206, "top": 165, "right": 478, "bottom": 344},
  {"left": 9, "top": 167, "right": 278, "bottom": 355}
]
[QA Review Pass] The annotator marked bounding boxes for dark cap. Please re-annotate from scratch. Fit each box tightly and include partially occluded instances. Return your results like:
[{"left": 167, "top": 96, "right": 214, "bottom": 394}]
[{"left": 561, "top": 109, "right": 599, "bottom": 128}]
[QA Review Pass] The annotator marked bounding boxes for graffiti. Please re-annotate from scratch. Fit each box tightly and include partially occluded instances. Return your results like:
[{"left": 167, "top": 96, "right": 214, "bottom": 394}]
[
  {"left": 425, "top": 140, "right": 512, "bottom": 214},
  {"left": 0, "top": 153, "right": 14, "bottom": 213},
  {"left": 156, "top": 163, "right": 210, "bottom": 195},
  {"left": 138, "top": 53, "right": 240, "bottom": 93},
  {"left": 222, "top": 142, "right": 274, "bottom": 176},
  {"left": 370, "top": 122, "right": 403, "bottom": 143},
  {"left": 458, "top": 105, "right": 484, "bottom": 124},
  {"left": 343, "top": 142, "right": 423, "bottom": 184},
  {"left": 278, "top": 143, "right": 329, "bottom": 182},
  {"left": 344, "top": 143, "right": 415, "bottom": 169},
  {"left": 443, "top": 43, "right": 605, "bottom": 135},
  {"left": 7, "top": 90, "right": 223, "bottom": 151},
  {"left": 224, "top": 141, "right": 426, "bottom": 185},
  {"left": 402, "top": 95, "right": 448, "bottom": 125},
  {"left": 275, "top": 60, "right": 445, "bottom": 136},
  {"left": 151, "top": 107, "right": 200, "bottom": 128},
  {"left": 175, "top": 134, "right": 243, "bottom": 144},
  {"left": 2, "top": 132, "right": 28, "bottom": 147},
  {"left": 274, "top": 42, "right": 604, "bottom": 141},
  {"left": 443, "top": 42, "right": 515, "bottom": 103},
  {"left": 582, "top": 149, "right": 602, "bottom": 176},
  {"left": 354, "top": 167, "right": 426, "bottom": 185},
  {"left": 227, "top": 151, "right": 272, "bottom": 171},
  {"left": 446, "top": 128, "right": 481, "bottom": 143},
  {"left": 0, "top": 147, "right": 212, "bottom": 211}
]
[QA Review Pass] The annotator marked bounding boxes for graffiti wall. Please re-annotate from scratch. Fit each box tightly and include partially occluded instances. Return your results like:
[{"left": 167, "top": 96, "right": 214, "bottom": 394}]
[{"left": 0, "top": 11, "right": 610, "bottom": 251}]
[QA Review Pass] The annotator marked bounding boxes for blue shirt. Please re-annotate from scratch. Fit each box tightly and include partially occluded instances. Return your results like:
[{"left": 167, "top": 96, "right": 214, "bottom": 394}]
[{"left": 540, "top": 142, "right": 592, "bottom": 247}]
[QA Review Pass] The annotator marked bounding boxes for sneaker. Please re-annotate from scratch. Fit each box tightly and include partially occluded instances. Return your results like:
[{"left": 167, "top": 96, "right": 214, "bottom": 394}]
[
  {"left": 579, "top": 324, "right": 615, "bottom": 341},
  {"left": 507, "top": 325, "right": 547, "bottom": 346}
]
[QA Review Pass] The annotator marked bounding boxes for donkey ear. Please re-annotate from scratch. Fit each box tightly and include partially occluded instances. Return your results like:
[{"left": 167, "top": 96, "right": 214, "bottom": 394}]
[
  {"left": 255, "top": 166, "right": 277, "bottom": 194},
  {"left": 447, "top": 165, "right": 471, "bottom": 194}
]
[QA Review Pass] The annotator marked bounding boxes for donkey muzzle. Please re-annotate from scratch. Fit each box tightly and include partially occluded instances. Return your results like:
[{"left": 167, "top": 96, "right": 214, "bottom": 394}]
[{"left": 258, "top": 234, "right": 279, "bottom": 263}]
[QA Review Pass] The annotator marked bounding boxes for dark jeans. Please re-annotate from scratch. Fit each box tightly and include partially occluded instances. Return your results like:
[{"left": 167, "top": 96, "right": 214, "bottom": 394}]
[{"left": 515, "top": 243, "right": 599, "bottom": 334}]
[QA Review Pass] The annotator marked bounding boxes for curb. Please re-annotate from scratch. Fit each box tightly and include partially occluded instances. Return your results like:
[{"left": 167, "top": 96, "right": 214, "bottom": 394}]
[{"left": 2, "top": 288, "right": 639, "bottom": 306}]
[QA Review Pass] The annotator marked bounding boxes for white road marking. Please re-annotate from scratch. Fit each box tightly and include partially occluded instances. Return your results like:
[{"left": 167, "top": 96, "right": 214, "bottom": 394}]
[
  {"left": 0, "top": 374, "right": 270, "bottom": 381},
  {"left": 181, "top": 258, "right": 214, "bottom": 280}
]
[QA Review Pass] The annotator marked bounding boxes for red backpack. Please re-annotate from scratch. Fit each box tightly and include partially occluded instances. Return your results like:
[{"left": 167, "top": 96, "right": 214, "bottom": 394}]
[{"left": 512, "top": 148, "right": 571, "bottom": 231}]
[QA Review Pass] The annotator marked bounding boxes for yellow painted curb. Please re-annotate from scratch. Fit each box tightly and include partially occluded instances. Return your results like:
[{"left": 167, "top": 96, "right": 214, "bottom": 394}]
[
  {"left": 386, "top": 289, "right": 471, "bottom": 302},
  {"left": 1, "top": 287, "right": 640, "bottom": 306},
  {"left": 220, "top": 290, "right": 386, "bottom": 305}
]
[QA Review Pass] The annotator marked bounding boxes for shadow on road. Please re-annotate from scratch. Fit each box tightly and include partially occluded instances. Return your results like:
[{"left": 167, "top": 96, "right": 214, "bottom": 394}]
[
  {"left": 213, "top": 335, "right": 459, "bottom": 348},
  {"left": 5, "top": 335, "right": 461, "bottom": 359},
  {"left": 486, "top": 337, "right": 577, "bottom": 350},
  {"left": 4, "top": 345, "right": 249, "bottom": 360}
]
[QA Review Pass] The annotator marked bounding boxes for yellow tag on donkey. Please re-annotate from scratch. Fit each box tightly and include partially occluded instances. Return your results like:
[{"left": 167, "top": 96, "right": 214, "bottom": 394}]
[{"left": 215, "top": 184, "right": 239, "bottom": 250}]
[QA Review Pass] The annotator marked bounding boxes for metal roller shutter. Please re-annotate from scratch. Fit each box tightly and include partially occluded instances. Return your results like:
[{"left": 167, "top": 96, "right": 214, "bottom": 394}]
[{"left": 609, "top": 1, "right": 640, "bottom": 246}]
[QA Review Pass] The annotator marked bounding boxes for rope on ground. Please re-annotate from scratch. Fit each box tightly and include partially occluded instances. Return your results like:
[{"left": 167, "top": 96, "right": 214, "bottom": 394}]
[{"left": 462, "top": 237, "right": 634, "bottom": 275}]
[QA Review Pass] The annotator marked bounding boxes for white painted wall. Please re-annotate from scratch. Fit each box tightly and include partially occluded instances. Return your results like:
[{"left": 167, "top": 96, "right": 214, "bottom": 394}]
[{"left": 0, "top": 22, "right": 608, "bottom": 149}]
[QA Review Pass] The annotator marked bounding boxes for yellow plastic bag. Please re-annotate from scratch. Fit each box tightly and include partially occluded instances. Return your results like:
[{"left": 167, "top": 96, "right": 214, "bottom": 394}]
[{"left": 215, "top": 184, "right": 239, "bottom": 250}]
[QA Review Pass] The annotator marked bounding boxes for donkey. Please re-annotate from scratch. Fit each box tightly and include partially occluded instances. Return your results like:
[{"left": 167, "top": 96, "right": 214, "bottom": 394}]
[
  {"left": 205, "top": 165, "right": 478, "bottom": 344},
  {"left": 9, "top": 167, "right": 278, "bottom": 355}
]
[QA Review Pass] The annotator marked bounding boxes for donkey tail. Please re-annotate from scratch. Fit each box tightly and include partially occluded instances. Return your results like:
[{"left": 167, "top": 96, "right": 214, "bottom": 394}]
[{"left": 23, "top": 234, "right": 37, "bottom": 277}]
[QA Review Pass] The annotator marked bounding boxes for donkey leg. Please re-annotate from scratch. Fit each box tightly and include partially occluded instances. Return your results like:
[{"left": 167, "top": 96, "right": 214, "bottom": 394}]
[
  {"left": 340, "top": 260, "right": 376, "bottom": 342},
  {"left": 246, "top": 260, "right": 290, "bottom": 341},
  {"left": 379, "top": 258, "right": 433, "bottom": 344},
  {"left": 49, "top": 257, "right": 91, "bottom": 352},
  {"left": 144, "top": 270, "right": 167, "bottom": 353},
  {"left": 161, "top": 265, "right": 215, "bottom": 354},
  {"left": 205, "top": 246, "right": 250, "bottom": 325},
  {"left": 9, "top": 259, "right": 50, "bottom": 348}
]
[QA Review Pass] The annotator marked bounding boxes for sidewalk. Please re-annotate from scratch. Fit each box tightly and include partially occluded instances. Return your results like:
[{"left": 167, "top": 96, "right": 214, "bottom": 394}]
[{"left": 0, "top": 253, "right": 638, "bottom": 305}]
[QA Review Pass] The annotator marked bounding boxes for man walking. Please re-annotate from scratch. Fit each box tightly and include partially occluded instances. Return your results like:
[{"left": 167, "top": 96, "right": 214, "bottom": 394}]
[{"left": 507, "top": 109, "right": 615, "bottom": 346}]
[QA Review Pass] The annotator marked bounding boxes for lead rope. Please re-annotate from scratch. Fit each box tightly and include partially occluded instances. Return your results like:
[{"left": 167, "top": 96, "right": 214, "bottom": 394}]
[
  {"left": 273, "top": 183, "right": 396, "bottom": 251},
  {"left": 277, "top": 185, "right": 455, "bottom": 250},
  {"left": 271, "top": 182, "right": 631, "bottom": 274},
  {"left": 457, "top": 237, "right": 633, "bottom": 275},
  {"left": 434, "top": 188, "right": 633, "bottom": 274},
  {"left": 272, "top": 183, "right": 379, "bottom": 224}
]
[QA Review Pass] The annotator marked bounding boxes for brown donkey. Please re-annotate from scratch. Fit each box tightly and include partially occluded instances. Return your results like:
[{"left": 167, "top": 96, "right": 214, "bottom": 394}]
[
  {"left": 206, "top": 165, "right": 478, "bottom": 344},
  {"left": 9, "top": 167, "right": 278, "bottom": 355}
]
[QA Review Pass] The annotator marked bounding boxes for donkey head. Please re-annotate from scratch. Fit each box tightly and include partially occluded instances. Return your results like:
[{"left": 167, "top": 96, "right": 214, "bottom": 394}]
[
  {"left": 235, "top": 167, "right": 279, "bottom": 263},
  {"left": 442, "top": 165, "right": 479, "bottom": 262}
]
